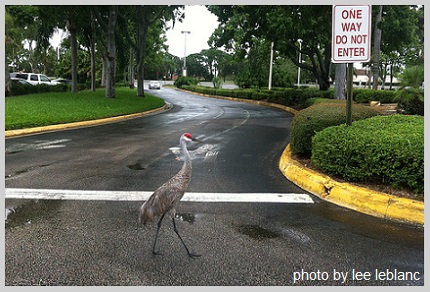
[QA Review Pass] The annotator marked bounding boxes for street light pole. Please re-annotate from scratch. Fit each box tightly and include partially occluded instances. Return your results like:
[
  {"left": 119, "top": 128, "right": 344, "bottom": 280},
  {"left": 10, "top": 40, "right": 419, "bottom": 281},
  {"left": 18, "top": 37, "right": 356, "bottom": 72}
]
[
  {"left": 181, "top": 30, "right": 191, "bottom": 76},
  {"left": 297, "top": 39, "right": 302, "bottom": 87},
  {"left": 268, "top": 42, "right": 274, "bottom": 90}
]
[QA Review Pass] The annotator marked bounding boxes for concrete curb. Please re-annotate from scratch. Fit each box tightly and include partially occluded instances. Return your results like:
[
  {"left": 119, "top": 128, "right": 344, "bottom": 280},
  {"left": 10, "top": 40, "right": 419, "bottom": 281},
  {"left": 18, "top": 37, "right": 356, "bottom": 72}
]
[
  {"left": 279, "top": 145, "right": 424, "bottom": 225},
  {"left": 5, "top": 103, "right": 170, "bottom": 138},
  {"left": 181, "top": 87, "right": 424, "bottom": 225}
]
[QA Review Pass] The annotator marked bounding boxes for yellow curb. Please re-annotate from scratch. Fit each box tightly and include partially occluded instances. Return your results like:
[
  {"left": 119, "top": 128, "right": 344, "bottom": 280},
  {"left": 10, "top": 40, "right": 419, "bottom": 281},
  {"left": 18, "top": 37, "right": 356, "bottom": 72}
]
[
  {"left": 179, "top": 87, "right": 423, "bottom": 225},
  {"left": 5, "top": 103, "right": 169, "bottom": 138},
  {"left": 279, "top": 145, "right": 424, "bottom": 225}
]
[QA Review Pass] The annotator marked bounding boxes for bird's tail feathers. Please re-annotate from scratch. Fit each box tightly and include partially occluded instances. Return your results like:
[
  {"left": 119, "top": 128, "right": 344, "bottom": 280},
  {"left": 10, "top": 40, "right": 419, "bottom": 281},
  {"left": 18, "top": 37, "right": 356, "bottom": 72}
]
[{"left": 138, "top": 202, "right": 154, "bottom": 226}]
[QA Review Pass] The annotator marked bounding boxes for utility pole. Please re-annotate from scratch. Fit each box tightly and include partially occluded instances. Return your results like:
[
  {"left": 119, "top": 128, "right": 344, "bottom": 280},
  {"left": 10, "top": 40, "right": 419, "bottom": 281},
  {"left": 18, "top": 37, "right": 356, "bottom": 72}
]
[
  {"left": 268, "top": 42, "right": 274, "bottom": 90},
  {"left": 181, "top": 30, "right": 191, "bottom": 77},
  {"left": 297, "top": 39, "right": 302, "bottom": 87}
]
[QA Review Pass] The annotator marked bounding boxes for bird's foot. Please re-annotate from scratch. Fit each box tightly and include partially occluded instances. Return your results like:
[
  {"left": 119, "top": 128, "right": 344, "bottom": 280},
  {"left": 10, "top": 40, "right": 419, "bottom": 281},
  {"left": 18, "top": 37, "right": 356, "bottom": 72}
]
[{"left": 152, "top": 250, "right": 163, "bottom": 256}]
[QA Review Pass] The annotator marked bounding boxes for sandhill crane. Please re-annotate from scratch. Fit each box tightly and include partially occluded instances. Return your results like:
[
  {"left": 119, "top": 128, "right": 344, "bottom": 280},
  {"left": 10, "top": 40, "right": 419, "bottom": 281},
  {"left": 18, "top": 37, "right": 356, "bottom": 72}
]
[{"left": 139, "top": 133, "right": 201, "bottom": 258}]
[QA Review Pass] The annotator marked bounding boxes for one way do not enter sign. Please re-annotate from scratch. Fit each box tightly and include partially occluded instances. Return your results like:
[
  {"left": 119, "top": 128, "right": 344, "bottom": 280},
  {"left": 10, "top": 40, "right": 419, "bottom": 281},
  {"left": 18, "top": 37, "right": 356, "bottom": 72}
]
[{"left": 332, "top": 5, "right": 371, "bottom": 63}]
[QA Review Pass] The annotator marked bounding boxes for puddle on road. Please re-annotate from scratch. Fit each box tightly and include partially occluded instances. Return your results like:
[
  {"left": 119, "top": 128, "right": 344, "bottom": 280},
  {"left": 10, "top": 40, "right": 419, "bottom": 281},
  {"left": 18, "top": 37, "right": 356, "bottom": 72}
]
[
  {"left": 236, "top": 224, "right": 312, "bottom": 245},
  {"left": 5, "top": 164, "right": 50, "bottom": 180},
  {"left": 176, "top": 213, "right": 195, "bottom": 224},
  {"left": 5, "top": 200, "right": 62, "bottom": 228},
  {"left": 127, "top": 162, "right": 146, "bottom": 170},
  {"left": 5, "top": 169, "right": 29, "bottom": 179},
  {"left": 281, "top": 228, "right": 312, "bottom": 245},
  {"left": 237, "top": 224, "right": 279, "bottom": 240},
  {"left": 308, "top": 201, "right": 424, "bottom": 249},
  {"left": 6, "top": 139, "right": 71, "bottom": 154}
]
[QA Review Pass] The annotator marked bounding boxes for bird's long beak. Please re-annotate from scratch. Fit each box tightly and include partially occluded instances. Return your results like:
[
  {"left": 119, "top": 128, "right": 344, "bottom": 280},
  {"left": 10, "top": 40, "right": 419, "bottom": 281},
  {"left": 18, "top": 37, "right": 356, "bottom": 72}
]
[{"left": 192, "top": 137, "right": 202, "bottom": 143}]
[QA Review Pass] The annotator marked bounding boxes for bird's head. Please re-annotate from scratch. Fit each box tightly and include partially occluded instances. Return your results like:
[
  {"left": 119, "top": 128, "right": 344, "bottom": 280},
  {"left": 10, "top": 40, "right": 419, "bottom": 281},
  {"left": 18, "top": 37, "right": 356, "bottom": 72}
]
[
  {"left": 182, "top": 133, "right": 194, "bottom": 142},
  {"left": 182, "top": 133, "right": 201, "bottom": 143}
]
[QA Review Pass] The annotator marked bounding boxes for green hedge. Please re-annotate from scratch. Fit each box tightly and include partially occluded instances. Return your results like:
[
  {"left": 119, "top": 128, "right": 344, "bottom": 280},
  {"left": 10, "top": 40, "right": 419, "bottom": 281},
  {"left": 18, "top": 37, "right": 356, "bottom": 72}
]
[
  {"left": 311, "top": 115, "right": 424, "bottom": 195},
  {"left": 395, "top": 88, "right": 424, "bottom": 116},
  {"left": 353, "top": 88, "right": 397, "bottom": 103},
  {"left": 181, "top": 85, "right": 402, "bottom": 106},
  {"left": 290, "top": 102, "right": 380, "bottom": 157},
  {"left": 182, "top": 85, "right": 332, "bottom": 108},
  {"left": 7, "top": 82, "right": 105, "bottom": 97},
  {"left": 174, "top": 76, "right": 199, "bottom": 88},
  {"left": 8, "top": 83, "right": 70, "bottom": 96},
  {"left": 302, "top": 97, "right": 347, "bottom": 108}
]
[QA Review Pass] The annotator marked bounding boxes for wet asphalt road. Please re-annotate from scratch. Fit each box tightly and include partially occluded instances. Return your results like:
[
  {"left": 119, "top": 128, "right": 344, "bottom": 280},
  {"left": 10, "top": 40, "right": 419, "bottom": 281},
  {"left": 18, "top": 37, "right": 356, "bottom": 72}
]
[{"left": 5, "top": 88, "right": 424, "bottom": 286}]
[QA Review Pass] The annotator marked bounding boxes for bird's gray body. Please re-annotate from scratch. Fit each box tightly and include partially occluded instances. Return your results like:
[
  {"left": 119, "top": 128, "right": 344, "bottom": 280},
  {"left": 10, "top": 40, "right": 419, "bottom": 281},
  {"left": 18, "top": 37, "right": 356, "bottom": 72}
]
[
  {"left": 138, "top": 133, "right": 200, "bottom": 257},
  {"left": 139, "top": 160, "right": 192, "bottom": 225}
]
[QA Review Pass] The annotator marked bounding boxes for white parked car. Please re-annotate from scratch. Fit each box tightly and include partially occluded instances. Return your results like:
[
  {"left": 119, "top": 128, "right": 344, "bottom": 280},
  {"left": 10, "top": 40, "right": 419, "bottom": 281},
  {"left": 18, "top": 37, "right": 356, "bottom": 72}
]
[
  {"left": 10, "top": 72, "right": 58, "bottom": 86},
  {"left": 148, "top": 81, "right": 161, "bottom": 89}
]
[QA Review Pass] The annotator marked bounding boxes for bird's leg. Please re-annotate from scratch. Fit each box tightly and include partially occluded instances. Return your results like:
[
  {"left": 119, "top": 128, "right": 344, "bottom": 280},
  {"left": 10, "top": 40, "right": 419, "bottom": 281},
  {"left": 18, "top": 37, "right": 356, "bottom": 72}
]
[
  {"left": 152, "top": 213, "right": 165, "bottom": 256},
  {"left": 171, "top": 217, "right": 201, "bottom": 259}
]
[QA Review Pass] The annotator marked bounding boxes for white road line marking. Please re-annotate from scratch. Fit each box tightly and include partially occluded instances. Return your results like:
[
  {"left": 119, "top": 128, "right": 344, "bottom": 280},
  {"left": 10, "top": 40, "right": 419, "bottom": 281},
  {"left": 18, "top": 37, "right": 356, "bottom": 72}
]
[{"left": 5, "top": 188, "right": 314, "bottom": 204}]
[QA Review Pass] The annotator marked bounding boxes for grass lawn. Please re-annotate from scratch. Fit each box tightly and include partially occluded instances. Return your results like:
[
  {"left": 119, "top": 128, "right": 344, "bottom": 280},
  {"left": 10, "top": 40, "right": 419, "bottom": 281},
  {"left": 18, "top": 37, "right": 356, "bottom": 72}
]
[{"left": 5, "top": 87, "right": 165, "bottom": 130}]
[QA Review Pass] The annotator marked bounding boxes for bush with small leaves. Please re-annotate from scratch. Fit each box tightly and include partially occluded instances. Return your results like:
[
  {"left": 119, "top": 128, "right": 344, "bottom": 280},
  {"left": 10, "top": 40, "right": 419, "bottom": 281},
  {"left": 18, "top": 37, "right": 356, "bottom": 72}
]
[{"left": 311, "top": 115, "right": 424, "bottom": 195}]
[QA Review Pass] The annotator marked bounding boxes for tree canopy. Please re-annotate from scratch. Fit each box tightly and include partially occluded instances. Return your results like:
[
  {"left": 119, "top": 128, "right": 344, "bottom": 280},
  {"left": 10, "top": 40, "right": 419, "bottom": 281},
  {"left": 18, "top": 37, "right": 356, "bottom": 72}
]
[
  {"left": 6, "top": 5, "right": 424, "bottom": 96},
  {"left": 207, "top": 5, "right": 423, "bottom": 91}
]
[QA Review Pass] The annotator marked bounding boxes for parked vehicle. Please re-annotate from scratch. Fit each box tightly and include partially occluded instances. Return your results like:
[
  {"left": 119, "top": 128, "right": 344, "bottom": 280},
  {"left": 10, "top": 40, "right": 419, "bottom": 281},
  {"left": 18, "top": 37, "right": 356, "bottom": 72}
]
[
  {"left": 10, "top": 72, "right": 58, "bottom": 86},
  {"left": 148, "top": 81, "right": 161, "bottom": 89},
  {"left": 52, "top": 78, "right": 72, "bottom": 85},
  {"left": 11, "top": 77, "right": 32, "bottom": 86}
]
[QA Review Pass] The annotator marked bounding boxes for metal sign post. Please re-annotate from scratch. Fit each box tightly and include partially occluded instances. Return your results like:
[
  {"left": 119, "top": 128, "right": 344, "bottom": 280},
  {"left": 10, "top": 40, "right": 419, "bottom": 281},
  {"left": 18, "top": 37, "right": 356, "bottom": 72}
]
[
  {"left": 332, "top": 5, "right": 371, "bottom": 126},
  {"left": 346, "top": 63, "right": 354, "bottom": 126}
]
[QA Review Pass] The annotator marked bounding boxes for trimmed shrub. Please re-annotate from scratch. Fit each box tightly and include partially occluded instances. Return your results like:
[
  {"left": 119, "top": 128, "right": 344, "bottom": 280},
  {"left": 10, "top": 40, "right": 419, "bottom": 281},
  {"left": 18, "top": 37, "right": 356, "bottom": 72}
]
[
  {"left": 303, "top": 97, "right": 346, "bottom": 108},
  {"left": 354, "top": 88, "right": 397, "bottom": 104},
  {"left": 9, "top": 83, "right": 70, "bottom": 96},
  {"left": 174, "top": 76, "right": 199, "bottom": 88},
  {"left": 394, "top": 88, "right": 424, "bottom": 116},
  {"left": 212, "top": 76, "right": 222, "bottom": 89},
  {"left": 9, "top": 83, "right": 36, "bottom": 96},
  {"left": 290, "top": 102, "right": 380, "bottom": 157},
  {"left": 311, "top": 115, "right": 424, "bottom": 195},
  {"left": 181, "top": 85, "right": 332, "bottom": 109}
]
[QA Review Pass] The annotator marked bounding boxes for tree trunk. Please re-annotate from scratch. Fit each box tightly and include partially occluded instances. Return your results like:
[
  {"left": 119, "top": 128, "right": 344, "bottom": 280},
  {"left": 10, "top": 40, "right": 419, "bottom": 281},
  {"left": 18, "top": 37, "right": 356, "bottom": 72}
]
[
  {"left": 372, "top": 5, "right": 383, "bottom": 90},
  {"left": 28, "top": 40, "right": 35, "bottom": 73},
  {"left": 101, "top": 57, "right": 106, "bottom": 87},
  {"left": 90, "top": 42, "right": 96, "bottom": 91},
  {"left": 305, "top": 45, "right": 331, "bottom": 91},
  {"left": 136, "top": 46, "right": 145, "bottom": 97},
  {"left": 5, "top": 55, "right": 11, "bottom": 96},
  {"left": 381, "top": 63, "right": 387, "bottom": 90},
  {"left": 389, "top": 63, "right": 394, "bottom": 90},
  {"left": 136, "top": 7, "right": 147, "bottom": 97},
  {"left": 366, "top": 68, "right": 372, "bottom": 88},
  {"left": 90, "top": 13, "right": 97, "bottom": 92},
  {"left": 105, "top": 6, "right": 118, "bottom": 98},
  {"left": 319, "top": 44, "right": 332, "bottom": 91},
  {"left": 67, "top": 20, "right": 78, "bottom": 93},
  {"left": 334, "top": 63, "right": 346, "bottom": 100},
  {"left": 128, "top": 47, "right": 135, "bottom": 89}
]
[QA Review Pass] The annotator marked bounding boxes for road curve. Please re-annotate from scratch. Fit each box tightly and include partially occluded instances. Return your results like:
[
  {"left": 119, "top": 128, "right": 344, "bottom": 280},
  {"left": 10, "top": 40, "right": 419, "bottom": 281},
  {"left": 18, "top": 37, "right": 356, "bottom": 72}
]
[{"left": 5, "top": 87, "right": 424, "bottom": 286}]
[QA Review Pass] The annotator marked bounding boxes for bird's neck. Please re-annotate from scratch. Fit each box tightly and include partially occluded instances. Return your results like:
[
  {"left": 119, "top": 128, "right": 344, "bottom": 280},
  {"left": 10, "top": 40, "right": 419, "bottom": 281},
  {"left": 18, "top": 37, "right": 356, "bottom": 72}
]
[
  {"left": 178, "top": 159, "right": 192, "bottom": 187},
  {"left": 180, "top": 139, "right": 191, "bottom": 161}
]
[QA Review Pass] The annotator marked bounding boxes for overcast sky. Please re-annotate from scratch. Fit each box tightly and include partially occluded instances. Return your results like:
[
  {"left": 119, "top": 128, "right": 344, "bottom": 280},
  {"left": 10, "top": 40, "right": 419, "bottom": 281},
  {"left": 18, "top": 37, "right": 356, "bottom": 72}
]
[
  {"left": 49, "top": 6, "right": 219, "bottom": 58},
  {"left": 165, "top": 5, "right": 219, "bottom": 57}
]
